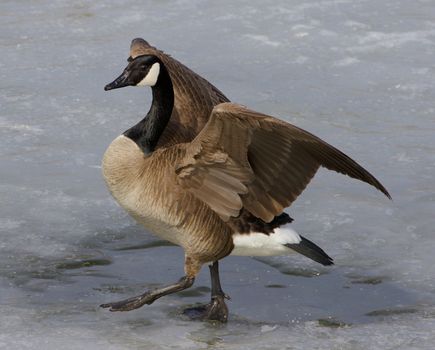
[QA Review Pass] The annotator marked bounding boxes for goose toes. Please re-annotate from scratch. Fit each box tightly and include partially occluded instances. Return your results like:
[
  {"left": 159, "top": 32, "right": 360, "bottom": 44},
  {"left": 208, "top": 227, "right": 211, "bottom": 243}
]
[
  {"left": 100, "top": 292, "right": 155, "bottom": 312},
  {"left": 207, "top": 295, "right": 229, "bottom": 322},
  {"left": 183, "top": 295, "right": 229, "bottom": 323}
]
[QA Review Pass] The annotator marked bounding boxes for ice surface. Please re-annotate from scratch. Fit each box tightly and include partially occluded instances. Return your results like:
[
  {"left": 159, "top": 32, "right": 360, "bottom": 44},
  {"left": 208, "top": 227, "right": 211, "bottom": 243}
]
[{"left": 1, "top": 0, "right": 435, "bottom": 349}]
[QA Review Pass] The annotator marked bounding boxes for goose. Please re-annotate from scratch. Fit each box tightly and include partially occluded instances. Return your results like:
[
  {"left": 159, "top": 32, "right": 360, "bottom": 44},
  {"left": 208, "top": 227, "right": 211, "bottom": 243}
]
[{"left": 100, "top": 45, "right": 390, "bottom": 323}]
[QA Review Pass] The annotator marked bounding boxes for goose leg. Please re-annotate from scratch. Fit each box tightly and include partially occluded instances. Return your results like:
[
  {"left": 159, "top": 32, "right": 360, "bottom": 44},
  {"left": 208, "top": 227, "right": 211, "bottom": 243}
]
[
  {"left": 101, "top": 255, "right": 201, "bottom": 312},
  {"left": 183, "top": 261, "right": 229, "bottom": 322},
  {"left": 100, "top": 276, "right": 194, "bottom": 312}
]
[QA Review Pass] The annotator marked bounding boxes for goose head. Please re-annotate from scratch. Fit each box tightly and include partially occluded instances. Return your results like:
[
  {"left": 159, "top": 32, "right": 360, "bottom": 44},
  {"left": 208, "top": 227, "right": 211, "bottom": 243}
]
[{"left": 104, "top": 55, "right": 161, "bottom": 91}]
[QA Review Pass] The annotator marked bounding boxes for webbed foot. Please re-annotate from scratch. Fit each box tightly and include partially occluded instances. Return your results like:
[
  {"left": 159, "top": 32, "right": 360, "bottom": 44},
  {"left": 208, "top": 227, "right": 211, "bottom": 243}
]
[
  {"left": 100, "top": 291, "right": 156, "bottom": 311},
  {"left": 100, "top": 276, "right": 194, "bottom": 312},
  {"left": 183, "top": 295, "right": 229, "bottom": 322}
]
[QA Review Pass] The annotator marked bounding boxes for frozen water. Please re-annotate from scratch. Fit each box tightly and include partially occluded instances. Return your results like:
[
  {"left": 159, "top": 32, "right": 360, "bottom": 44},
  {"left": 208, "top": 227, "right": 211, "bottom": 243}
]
[{"left": 1, "top": 0, "right": 435, "bottom": 349}]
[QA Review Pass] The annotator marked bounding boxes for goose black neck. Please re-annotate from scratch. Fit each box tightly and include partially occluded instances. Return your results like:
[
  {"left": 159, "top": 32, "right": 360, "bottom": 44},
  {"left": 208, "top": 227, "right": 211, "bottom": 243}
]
[{"left": 124, "top": 64, "right": 174, "bottom": 154}]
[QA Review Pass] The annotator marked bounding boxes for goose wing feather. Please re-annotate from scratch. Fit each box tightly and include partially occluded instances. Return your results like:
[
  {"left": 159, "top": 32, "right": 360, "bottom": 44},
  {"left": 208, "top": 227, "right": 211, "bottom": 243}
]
[{"left": 176, "top": 102, "right": 390, "bottom": 222}]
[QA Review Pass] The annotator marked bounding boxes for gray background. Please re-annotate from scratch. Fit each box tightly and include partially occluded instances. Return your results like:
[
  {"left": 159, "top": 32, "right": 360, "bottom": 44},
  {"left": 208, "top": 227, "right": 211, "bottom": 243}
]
[{"left": 1, "top": 0, "right": 435, "bottom": 349}]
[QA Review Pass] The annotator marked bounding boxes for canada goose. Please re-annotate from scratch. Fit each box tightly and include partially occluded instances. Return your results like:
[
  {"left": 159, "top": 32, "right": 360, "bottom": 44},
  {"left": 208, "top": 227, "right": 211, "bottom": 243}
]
[{"left": 100, "top": 44, "right": 390, "bottom": 323}]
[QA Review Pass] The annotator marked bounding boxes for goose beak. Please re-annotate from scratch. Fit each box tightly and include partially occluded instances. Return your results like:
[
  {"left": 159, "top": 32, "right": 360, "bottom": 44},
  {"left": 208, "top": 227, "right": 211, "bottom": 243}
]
[{"left": 104, "top": 70, "right": 132, "bottom": 91}]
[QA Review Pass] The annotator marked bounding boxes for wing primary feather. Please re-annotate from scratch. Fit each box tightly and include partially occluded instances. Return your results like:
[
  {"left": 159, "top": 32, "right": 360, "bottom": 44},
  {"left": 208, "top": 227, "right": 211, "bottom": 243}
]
[
  {"left": 303, "top": 142, "right": 391, "bottom": 199},
  {"left": 176, "top": 102, "right": 390, "bottom": 225}
]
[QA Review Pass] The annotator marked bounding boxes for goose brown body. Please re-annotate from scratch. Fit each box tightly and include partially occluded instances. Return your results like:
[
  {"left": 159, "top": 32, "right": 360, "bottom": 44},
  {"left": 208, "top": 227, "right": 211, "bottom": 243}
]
[
  {"left": 102, "top": 135, "right": 234, "bottom": 275},
  {"left": 102, "top": 100, "right": 389, "bottom": 276},
  {"left": 100, "top": 39, "right": 390, "bottom": 320}
]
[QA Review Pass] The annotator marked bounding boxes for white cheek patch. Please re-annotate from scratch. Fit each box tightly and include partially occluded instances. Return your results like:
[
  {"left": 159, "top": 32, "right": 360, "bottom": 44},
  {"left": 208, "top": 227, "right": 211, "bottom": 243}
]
[{"left": 137, "top": 62, "right": 160, "bottom": 87}]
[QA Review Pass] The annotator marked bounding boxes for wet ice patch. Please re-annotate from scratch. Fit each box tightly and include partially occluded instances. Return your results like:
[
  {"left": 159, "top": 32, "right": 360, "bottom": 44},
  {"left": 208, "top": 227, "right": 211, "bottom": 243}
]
[
  {"left": 0, "top": 218, "right": 25, "bottom": 230},
  {"left": 0, "top": 121, "right": 43, "bottom": 134},
  {"left": 244, "top": 34, "right": 281, "bottom": 47},
  {"left": 344, "top": 20, "right": 370, "bottom": 30},
  {"left": 349, "top": 30, "right": 435, "bottom": 52},
  {"left": 333, "top": 57, "right": 360, "bottom": 66}
]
